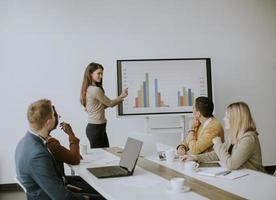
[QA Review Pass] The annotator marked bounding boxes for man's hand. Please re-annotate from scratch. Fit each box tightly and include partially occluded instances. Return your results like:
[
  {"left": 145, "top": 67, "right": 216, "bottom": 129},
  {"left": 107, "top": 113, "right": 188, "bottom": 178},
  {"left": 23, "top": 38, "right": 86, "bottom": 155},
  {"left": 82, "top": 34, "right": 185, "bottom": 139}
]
[
  {"left": 177, "top": 145, "right": 186, "bottom": 156},
  {"left": 59, "top": 122, "right": 74, "bottom": 135},
  {"left": 189, "top": 119, "right": 200, "bottom": 130},
  {"left": 83, "top": 195, "right": 90, "bottom": 200},
  {"left": 67, "top": 184, "right": 82, "bottom": 192}
]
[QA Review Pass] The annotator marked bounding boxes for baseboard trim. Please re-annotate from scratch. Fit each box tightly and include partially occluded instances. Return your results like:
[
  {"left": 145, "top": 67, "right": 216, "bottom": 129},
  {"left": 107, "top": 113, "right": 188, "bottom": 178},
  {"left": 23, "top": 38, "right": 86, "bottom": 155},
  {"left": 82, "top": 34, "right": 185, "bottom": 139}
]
[{"left": 0, "top": 183, "right": 22, "bottom": 192}]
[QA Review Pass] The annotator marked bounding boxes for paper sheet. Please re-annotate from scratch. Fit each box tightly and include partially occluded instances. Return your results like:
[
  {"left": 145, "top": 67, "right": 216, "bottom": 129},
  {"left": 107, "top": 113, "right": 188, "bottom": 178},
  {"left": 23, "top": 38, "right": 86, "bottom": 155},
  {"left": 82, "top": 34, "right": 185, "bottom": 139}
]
[
  {"left": 196, "top": 167, "right": 230, "bottom": 176},
  {"left": 217, "top": 171, "right": 249, "bottom": 180},
  {"left": 197, "top": 167, "right": 249, "bottom": 179},
  {"left": 80, "top": 155, "right": 118, "bottom": 165},
  {"left": 156, "top": 143, "right": 174, "bottom": 152},
  {"left": 113, "top": 174, "right": 163, "bottom": 188}
]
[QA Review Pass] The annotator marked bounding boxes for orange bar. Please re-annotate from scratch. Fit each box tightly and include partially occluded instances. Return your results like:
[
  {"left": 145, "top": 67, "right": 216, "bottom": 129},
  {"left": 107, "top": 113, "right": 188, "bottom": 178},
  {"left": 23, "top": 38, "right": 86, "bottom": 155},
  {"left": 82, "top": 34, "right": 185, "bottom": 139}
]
[
  {"left": 135, "top": 97, "right": 138, "bottom": 107},
  {"left": 158, "top": 92, "right": 161, "bottom": 107},
  {"left": 180, "top": 96, "right": 184, "bottom": 106}
]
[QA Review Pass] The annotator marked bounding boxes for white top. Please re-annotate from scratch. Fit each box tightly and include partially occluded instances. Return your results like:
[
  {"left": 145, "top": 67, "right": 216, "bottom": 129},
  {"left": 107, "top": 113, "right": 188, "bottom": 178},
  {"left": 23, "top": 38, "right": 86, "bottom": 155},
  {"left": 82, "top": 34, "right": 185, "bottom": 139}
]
[{"left": 202, "top": 117, "right": 213, "bottom": 130}]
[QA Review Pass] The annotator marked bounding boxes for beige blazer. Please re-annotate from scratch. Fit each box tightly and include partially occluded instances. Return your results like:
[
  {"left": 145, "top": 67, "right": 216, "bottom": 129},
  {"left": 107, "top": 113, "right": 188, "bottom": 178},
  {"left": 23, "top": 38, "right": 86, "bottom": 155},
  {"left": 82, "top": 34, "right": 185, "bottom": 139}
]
[{"left": 196, "top": 131, "right": 265, "bottom": 172}]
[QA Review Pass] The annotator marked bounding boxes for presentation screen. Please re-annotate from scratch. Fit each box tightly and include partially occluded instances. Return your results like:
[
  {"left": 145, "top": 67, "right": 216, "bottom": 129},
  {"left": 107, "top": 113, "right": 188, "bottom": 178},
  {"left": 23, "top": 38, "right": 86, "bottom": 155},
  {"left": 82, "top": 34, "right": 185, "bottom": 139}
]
[{"left": 117, "top": 58, "right": 212, "bottom": 116}]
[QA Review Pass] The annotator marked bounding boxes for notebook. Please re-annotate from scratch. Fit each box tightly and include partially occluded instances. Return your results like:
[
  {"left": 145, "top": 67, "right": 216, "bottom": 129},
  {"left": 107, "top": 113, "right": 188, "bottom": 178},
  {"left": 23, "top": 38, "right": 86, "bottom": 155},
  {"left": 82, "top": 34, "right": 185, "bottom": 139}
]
[
  {"left": 87, "top": 137, "right": 143, "bottom": 178},
  {"left": 197, "top": 167, "right": 231, "bottom": 177},
  {"left": 217, "top": 170, "right": 249, "bottom": 179},
  {"left": 197, "top": 167, "right": 249, "bottom": 179}
]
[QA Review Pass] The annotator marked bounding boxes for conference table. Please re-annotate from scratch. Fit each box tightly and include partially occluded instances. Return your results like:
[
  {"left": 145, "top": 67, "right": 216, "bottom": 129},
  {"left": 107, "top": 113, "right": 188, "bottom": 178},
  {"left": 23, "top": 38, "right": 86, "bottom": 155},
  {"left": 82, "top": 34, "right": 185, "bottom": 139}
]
[{"left": 70, "top": 147, "right": 276, "bottom": 200}]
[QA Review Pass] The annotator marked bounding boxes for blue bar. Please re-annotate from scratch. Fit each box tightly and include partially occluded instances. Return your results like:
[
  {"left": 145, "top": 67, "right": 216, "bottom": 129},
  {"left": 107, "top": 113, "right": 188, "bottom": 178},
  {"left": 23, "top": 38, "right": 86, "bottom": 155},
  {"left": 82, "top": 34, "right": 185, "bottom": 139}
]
[
  {"left": 145, "top": 73, "right": 149, "bottom": 107},
  {"left": 188, "top": 88, "right": 192, "bottom": 106},
  {"left": 154, "top": 79, "right": 158, "bottom": 107},
  {"left": 177, "top": 91, "right": 181, "bottom": 106},
  {"left": 143, "top": 81, "right": 147, "bottom": 107}
]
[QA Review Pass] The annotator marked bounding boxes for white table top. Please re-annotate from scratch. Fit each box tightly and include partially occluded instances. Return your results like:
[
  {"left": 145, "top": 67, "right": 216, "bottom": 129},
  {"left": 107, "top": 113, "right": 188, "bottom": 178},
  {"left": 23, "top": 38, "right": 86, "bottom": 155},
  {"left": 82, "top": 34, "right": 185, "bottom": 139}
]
[
  {"left": 147, "top": 155, "right": 276, "bottom": 200},
  {"left": 71, "top": 149, "right": 206, "bottom": 200}
]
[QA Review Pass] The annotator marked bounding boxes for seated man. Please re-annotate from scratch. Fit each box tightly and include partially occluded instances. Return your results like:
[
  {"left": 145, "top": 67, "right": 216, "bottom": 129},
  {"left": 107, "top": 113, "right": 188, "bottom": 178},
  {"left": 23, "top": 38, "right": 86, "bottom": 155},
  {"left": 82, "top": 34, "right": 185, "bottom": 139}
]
[
  {"left": 47, "top": 106, "right": 104, "bottom": 199},
  {"left": 15, "top": 99, "right": 89, "bottom": 200},
  {"left": 177, "top": 97, "right": 224, "bottom": 155}
]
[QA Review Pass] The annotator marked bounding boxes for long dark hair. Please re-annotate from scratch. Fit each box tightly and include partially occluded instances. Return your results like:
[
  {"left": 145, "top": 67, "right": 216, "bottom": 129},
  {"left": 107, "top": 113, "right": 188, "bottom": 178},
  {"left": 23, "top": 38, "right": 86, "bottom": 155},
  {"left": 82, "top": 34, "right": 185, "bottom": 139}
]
[{"left": 80, "top": 62, "right": 104, "bottom": 107}]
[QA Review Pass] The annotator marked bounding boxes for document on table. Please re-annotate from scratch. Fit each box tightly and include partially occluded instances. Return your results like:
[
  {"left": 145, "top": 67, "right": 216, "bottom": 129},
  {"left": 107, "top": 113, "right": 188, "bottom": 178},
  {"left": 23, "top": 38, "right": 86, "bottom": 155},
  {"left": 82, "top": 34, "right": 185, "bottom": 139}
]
[
  {"left": 80, "top": 155, "right": 118, "bottom": 165},
  {"left": 197, "top": 167, "right": 230, "bottom": 177},
  {"left": 156, "top": 143, "right": 175, "bottom": 152},
  {"left": 197, "top": 167, "right": 249, "bottom": 179},
  {"left": 217, "top": 170, "right": 249, "bottom": 179},
  {"left": 113, "top": 174, "right": 163, "bottom": 188}
]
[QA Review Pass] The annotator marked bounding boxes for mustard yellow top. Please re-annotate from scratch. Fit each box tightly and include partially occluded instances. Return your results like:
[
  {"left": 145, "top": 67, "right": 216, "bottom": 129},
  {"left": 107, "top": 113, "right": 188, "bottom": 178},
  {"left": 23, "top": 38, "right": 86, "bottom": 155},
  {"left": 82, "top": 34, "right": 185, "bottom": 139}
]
[{"left": 181, "top": 118, "right": 224, "bottom": 154}]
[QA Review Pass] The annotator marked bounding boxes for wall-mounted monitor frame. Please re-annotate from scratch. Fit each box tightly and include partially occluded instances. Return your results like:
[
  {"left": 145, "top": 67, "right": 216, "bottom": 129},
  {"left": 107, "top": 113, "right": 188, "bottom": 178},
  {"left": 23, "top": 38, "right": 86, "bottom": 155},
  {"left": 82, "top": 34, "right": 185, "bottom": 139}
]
[{"left": 117, "top": 58, "right": 212, "bottom": 116}]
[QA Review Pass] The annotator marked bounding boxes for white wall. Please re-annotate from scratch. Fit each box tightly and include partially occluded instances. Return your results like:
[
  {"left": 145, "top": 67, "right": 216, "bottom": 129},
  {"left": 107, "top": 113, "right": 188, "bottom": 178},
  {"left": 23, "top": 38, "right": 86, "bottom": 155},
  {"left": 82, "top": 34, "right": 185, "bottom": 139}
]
[{"left": 0, "top": 0, "right": 275, "bottom": 184}]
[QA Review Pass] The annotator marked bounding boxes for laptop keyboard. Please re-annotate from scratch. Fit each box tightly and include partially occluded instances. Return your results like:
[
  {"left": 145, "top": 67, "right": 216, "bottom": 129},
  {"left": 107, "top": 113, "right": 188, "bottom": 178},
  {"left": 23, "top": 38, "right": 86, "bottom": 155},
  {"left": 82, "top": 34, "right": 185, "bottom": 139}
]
[
  {"left": 103, "top": 166, "right": 128, "bottom": 176},
  {"left": 88, "top": 166, "right": 129, "bottom": 177}
]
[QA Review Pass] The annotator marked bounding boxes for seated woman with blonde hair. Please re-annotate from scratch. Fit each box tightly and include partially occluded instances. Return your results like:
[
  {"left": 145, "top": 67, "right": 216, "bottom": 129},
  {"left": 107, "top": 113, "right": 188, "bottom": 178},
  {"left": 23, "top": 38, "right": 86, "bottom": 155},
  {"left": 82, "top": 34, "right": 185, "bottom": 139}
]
[{"left": 180, "top": 102, "right": 265, "bottom": 172}]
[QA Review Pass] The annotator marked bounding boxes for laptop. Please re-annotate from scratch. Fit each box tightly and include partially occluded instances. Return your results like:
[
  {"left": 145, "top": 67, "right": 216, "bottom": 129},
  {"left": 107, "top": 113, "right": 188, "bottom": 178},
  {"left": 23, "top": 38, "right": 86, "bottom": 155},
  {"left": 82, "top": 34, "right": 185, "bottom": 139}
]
[{"left": 87, "top": 137, "right": 143, "bottom": 178}]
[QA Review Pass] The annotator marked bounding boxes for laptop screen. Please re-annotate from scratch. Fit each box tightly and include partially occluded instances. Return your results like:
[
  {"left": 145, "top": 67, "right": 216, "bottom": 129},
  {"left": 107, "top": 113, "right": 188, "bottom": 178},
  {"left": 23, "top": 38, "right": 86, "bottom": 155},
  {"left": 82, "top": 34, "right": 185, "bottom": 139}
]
[{"left": 119, "top": 138, "right": 143, "bottom": 172}]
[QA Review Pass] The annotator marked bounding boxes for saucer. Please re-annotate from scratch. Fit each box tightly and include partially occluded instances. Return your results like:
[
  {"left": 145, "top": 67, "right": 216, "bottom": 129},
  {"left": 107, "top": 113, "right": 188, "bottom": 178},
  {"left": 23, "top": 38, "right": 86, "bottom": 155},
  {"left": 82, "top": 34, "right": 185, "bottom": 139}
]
[{"left": 167, "top": 186, "right": 191, "bottom": 193}]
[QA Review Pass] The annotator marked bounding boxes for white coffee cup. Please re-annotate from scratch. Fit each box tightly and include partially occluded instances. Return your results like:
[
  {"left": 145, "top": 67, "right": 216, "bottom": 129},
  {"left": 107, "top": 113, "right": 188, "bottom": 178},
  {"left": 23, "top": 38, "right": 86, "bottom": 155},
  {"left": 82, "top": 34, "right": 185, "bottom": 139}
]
[
  {"left": 165, "top": 149, "right": 175, "bottom": 162},
  {"left": 80, "top": 144, "right": 87, "bottom": 155},
  {"left": 170, "top": 177, "right": 185, "bottom": 191},
  {"left": 184, "top": 161, "right": 199, "bottom": 171}
]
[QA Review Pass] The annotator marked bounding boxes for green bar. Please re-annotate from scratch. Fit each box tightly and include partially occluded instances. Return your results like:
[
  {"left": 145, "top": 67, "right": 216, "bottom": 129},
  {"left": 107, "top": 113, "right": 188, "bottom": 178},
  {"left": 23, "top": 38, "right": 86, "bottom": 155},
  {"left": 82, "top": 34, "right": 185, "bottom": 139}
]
[
  {"left": 182, "top": 88, "right": 185, "bottom": 106},
  {"left": 184, "top": 89, "right": 189, "bottom": 106}
]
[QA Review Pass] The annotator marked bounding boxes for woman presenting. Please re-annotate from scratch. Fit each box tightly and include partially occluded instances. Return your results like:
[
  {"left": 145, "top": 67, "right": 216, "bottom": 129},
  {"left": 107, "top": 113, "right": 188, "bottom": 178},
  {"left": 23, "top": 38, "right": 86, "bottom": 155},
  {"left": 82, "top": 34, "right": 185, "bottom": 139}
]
[{"left": 80, "top": 62, "right": 128, "bottom": 148}]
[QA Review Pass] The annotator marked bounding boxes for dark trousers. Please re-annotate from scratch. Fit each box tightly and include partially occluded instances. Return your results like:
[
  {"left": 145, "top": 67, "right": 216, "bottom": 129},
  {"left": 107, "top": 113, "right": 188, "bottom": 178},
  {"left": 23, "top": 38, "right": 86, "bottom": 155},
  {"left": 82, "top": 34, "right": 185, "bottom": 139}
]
[
  {"left": 66, "top": 176, "right": 106, "bottom": 200},
  {"left": 86, "top": 123, "right": 109, "bottom": 148}
]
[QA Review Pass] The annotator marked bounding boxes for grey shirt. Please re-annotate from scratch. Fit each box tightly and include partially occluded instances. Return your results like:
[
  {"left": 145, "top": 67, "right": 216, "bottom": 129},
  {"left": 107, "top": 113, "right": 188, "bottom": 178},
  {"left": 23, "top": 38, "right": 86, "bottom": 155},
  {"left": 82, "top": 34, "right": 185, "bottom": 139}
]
[{"left": 86, "top": 86, "right": 123, "bottom": 124}]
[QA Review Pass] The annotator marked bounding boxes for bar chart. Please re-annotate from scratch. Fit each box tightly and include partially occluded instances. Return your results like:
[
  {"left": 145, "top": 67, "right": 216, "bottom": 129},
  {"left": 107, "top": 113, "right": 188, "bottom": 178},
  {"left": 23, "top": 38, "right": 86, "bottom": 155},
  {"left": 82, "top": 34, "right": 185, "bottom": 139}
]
[
  {"left": 117, "top": 59, "right": 211, "bottom": 115},
  {"left": 177, "top": 88, "right": 194, "bottom": 107},
  {"left": 134, "top": 73, "right": 169, "bottom": 108}
]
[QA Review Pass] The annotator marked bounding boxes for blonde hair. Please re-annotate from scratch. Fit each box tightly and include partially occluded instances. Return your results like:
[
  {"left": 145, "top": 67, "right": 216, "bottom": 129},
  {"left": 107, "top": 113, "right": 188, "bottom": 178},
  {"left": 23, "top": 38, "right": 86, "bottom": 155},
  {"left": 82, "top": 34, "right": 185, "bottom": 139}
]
[
  {"left": 227, "top": 102, "right": 256, "bottom": 143},
  {"left": 27, "top": 99, "right": 53, "bottom": 131}
]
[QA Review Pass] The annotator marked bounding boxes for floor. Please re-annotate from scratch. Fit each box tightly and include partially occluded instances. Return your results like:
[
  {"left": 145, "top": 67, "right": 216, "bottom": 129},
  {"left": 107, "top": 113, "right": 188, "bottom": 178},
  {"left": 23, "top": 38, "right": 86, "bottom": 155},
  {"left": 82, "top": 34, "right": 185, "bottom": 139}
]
[{"left": 0, "top": 191, "right": 26, "bottom": 200}]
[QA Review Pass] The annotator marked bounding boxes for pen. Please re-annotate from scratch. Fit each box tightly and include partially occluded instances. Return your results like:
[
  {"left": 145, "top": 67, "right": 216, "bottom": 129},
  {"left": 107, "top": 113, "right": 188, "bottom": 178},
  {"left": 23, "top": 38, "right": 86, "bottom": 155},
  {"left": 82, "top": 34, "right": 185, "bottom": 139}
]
[{"left": 223, "top": 171, "right": 232, "bottom": 176}]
